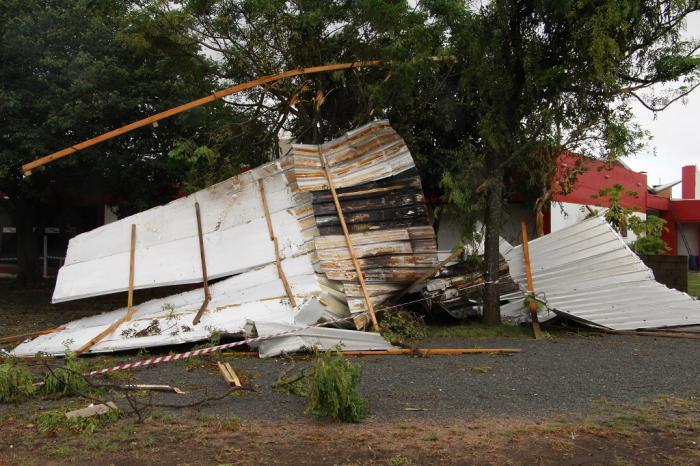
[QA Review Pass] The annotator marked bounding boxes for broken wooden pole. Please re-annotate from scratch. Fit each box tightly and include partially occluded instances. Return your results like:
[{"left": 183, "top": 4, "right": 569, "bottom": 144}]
[
  {"left": 602, "top": 329, "right": 700, "bottom": 340},
  {"left": 521, "top": 222, "right": 543, "bottom": 340},
  {"left": 75, "top": 224, "right": 137, "bottom": 356},
  {"left": 127, "top": 223, "right": 136, "bottom": 316},
  {"left": 0, "top": 326, "right": 66, "bottom": 345},
  {"left": 319, "top": 151, "right": 379, "bottom": 332},
  {"left": 192, "top": 202, "right": 212, "bottom": 325},
  {"left": 217, "top": 362, "right": 242, "bottom": 387},
  {"left": 22, "top": 61, "right": 385, "bottom": 176},
  {"left": 336, "top": 348, "right": 521, "bottom": 356},
  {"left": 258, "top": 179, "right": 297, "bottom": 307}
]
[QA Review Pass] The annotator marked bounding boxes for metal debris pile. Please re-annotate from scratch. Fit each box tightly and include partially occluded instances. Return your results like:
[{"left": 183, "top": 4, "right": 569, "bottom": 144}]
[{"left": 13, "top": 121, "right": 436, "bottom": 357}]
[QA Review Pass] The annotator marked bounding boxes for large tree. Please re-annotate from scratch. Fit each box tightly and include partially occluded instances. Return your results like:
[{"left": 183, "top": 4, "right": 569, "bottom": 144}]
[
  {"left": 440, "top": 0, "right": 700, "bottom": 324},
  {"left": 0, "top": 0, "right": 231, "bottom": 285}
]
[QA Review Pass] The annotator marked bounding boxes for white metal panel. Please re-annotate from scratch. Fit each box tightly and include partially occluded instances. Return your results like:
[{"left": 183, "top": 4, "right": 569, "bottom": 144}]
[
  {"left": 254, "top": 321, "right": 394, "bottom": 358},
  {"left": 13, "top": 256, "right": 325, "bottom": 356},
  {"left": 500, "top": 216, "right": 700, "bottom": 330},
  {"left": 53, "top": 161, "right": 312, "bottom": 303}
]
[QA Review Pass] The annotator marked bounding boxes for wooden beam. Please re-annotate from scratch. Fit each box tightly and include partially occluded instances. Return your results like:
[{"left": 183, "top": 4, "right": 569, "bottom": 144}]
[
  {"left": 217, "top": 362, "right": 242, "bottom": 387},
  {"left": 336, "top": 348, "right": 521, "bottom": 355},
  {"left": 319, "top": 151, "right": 379, "bottom": 331},
  {"left": 521, "top": 222, "right": 543, "bottom": 340},
  {"left": 126, "top": 223, "right": 137, "bottom": 318},
  {"left": 0, "top": 326, "right": 66, "bottom": 344},
  {"left": 258, "top": 179, "right": 297, "bottom": 307},
  {"left": 22, "top": 61, "right": 384, "bottom": 175},
  {"left": 75, "top": 224, "right": 137, "bottom": 356},
  {"left": 602, "top": 329, "right": 700, "bottom": 340},
  {"left": 192, "top": 202, "right": 212, "bottom": 325}
]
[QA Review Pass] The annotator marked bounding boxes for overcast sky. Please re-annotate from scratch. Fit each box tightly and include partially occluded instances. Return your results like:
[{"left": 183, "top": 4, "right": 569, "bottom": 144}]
[{"left": 623, "top": 12, "right": 700, "bottom": 197}]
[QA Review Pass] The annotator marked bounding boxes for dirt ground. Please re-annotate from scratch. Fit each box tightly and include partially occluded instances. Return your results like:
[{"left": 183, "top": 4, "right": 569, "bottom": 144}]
[{"left": 2, "top": 280, "right": 700, "bottom": 465}]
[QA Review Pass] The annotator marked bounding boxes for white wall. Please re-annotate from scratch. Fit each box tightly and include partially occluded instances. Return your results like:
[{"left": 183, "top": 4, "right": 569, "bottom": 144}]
[
  {"left": 678, "top": 223, "right": 699, "bottom": 256},
  {"left": 550, "top": 201, "right": 645, "bottom": 244}
]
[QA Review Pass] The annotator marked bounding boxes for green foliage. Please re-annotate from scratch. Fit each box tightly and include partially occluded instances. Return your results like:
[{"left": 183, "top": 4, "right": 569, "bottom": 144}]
[
  {"left": 306, "top": 349, "right": 368, "bottom": 423},
  {"left": 379, "top": 308, "right": 427, "bottom": 344},
  {"left": 596, "top": 184, "right": 638, "bottom": 234},
  {"left": 630, "top": 215, "right": 669, "bottom": 255},
  {"left": 42, "top": 358, "right": 89, "bottom": 398},
  {"left": 34, "top": 407, "right": 120, "bottom": 435},
  {"left": 0, "top": 361, "right": 35, "bottom": 403},
  {"left": 596, "top": 186, "right": 668, "bottom": 255}
]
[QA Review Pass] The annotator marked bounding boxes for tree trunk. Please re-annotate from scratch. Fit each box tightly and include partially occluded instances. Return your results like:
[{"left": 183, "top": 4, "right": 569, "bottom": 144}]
[
  {"left": 15, "top": 200, "right": 42, "bottom": 287},
  {"left": 482, "top": 154, "right": 503, "bottom": 325}
]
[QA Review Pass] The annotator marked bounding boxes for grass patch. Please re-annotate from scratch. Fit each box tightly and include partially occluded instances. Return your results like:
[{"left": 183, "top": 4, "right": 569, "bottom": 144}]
[
  {"left": 469, "top": 365, "right": 493, "bottom": 374},
  {"left": 427, "top": 322, "right": 533, "bottom": 339},
  {"left": 34, "top": 406, "right": 120, "bottom": 435},
  {"left": 0, "top": 361, "right": 35, "bottom": 403},
  {"left": 387, "top": 455, "right": 415, "bottom": 466},
  {"left": 586, "top": 395, "right": 700, "bottom": 436},
  {"left": 688, "top": 272, "right": 700, "bottom": 298},
  {"left": 193, "top": 413, "right": 241, "bottom": 432},
  {"left": 306, "top": 349, "right": 368, "bottom": 423}
]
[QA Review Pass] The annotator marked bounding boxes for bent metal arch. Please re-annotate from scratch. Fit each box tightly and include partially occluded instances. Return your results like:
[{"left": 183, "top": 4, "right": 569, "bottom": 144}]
[{"left": 21, "top": 60, "right": 385, "bottom": 176}]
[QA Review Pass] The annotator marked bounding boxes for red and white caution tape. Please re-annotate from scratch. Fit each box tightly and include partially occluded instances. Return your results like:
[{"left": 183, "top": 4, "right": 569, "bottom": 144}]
[{"left": 84, "top": 293, "right": 458, "bottom": 378}]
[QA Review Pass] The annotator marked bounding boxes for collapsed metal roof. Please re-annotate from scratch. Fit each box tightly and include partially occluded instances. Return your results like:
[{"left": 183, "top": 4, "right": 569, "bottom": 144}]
[
  {"left": 13, "top": 121, "right": 435, "bottom": 357},
  {"left": 500, "top": 216, "right": 700, "bottom": 330}
]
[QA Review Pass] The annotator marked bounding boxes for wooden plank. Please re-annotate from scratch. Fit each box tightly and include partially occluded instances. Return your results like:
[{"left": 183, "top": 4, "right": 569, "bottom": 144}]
[
  {"left": 217, "top": 362, "right": 242, "bottom": 387},
  {"left": 217, "top": 362, "right": 235, "bottom": 385},
  {"left": 319, "top": 150, "right": 379, "bottom": 331},
  {"left": 126, "top": 223, "right": 137, "bottom": 317},
  {"left": 192, "top": 203, "right": 212, "bottom": 325},
  {"left": 521, "top": 222, "right": 543, "bottom": 340},
  {"left": 224, "top": 363, "right": 242, "bottom": 387},
  {"left": 258, "top": 178, "right": 297, "bottom": 307},
  {"left": 336, "top": 348, "right": 522, "bottom": 355},
  {"left": 0, "top": 326, "right": 66, "bottom": 344},
  {"left": 22, "top": 61, "right": 384, "bottom": 175},
  {"left": 75, "top": 224, "right": 137, "bottom": 356}
]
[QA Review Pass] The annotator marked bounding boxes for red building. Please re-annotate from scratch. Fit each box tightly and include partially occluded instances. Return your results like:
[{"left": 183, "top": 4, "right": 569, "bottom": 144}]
[{"left": 550, "top": 156, "right": 700, "bottom": 264}]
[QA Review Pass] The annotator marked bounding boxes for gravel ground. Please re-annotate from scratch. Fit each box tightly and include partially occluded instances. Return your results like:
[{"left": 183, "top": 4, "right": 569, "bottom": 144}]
[{"left": 10, "top": 333, "right": 698, "bottom": 422}]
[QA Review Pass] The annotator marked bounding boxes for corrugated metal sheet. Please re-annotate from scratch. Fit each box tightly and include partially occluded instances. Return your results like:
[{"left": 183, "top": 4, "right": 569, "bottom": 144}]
[
  {"left": 500, "top": 216, "right": 700, "bottom": 330},
  {"left": 14, "top": 121, "right": 428, "bottom": 356}
]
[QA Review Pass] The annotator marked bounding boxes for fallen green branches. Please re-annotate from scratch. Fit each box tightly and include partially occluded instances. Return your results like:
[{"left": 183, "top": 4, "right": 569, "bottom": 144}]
[
  {"left": 306, "top": 349, "right": 368, "bottom": 423},
  {"left": 0, "top": 361, "right": 34, "bottom": 403}
]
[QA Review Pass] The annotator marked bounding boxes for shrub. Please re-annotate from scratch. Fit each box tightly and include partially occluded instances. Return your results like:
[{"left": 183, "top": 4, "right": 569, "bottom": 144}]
[
  {"left": 305, "top": 349, "right": 368, "bottom": 423},
  {"left": 0, "top": 362, "right": 35, "bottom": 403},
  {"left": 379, "top": 308, "right": 427, "bottom": 344}
]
